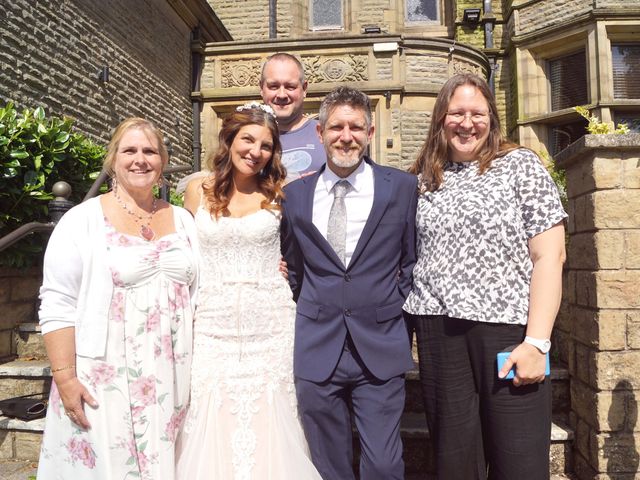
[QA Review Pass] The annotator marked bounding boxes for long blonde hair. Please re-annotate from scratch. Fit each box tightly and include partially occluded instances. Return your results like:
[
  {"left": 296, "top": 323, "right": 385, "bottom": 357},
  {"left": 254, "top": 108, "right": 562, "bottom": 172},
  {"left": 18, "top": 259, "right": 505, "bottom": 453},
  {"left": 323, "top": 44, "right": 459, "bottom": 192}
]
[{"left": 409, "top": 73, "right": 518, "bottom": 191}]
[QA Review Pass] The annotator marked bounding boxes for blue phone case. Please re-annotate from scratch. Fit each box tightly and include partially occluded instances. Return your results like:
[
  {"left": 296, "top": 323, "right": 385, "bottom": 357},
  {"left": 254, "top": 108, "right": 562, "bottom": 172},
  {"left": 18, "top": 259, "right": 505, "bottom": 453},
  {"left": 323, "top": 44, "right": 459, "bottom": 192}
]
[{"left": 496, "top": 351, "right": 550, "bottom": 380}]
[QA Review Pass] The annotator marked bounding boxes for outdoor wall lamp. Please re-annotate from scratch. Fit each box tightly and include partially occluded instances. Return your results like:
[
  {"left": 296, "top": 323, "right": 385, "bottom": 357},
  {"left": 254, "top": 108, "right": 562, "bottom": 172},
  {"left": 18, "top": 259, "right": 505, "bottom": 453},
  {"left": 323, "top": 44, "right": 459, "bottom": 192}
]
[
  {"left": 98, "top": 65, "right": 110, "bottom": 83},
  {"left": 462, "top": 8, "right": 481, "bottom": 24},
  {"left": 363, "top": 25, "right": 382, "bottom": 34}
]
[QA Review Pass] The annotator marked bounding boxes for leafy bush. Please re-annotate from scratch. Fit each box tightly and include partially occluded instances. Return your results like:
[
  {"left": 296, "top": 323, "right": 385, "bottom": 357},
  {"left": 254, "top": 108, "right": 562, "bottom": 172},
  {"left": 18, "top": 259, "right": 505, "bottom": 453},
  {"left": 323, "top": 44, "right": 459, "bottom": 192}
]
[
  {"left": 539, "top": 150, "right": 567, "bottom": 209},
  {"left": 0, "top": 102, "right": 105, "bottom": 267},
  {"left": 574, "top": 106, "right": 630, "bottom": 134}
]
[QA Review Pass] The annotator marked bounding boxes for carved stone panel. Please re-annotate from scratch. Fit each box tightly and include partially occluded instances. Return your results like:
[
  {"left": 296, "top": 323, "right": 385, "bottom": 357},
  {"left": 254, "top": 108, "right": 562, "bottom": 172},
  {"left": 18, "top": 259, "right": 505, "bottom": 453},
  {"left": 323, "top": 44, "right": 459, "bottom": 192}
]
[
  {"left": 302, "top": 55, "right": 369, "bottom": 83},
  {"left": 221, "top": 59, "right": 262, "bottom": 88},
  {"left": 451, "top": 60, "right": 483, "bottom": 77}
]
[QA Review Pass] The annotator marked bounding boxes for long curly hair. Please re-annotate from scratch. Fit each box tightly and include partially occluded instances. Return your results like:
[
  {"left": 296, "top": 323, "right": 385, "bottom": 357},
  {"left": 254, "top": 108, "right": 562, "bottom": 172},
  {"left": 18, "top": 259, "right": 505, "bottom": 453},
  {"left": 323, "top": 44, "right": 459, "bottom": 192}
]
[
  {"left": 203, "top": 107, "right": 286, "bottom": 218},
  {"left": 409, "top": 73, "right": 519, "bottom": 192}
]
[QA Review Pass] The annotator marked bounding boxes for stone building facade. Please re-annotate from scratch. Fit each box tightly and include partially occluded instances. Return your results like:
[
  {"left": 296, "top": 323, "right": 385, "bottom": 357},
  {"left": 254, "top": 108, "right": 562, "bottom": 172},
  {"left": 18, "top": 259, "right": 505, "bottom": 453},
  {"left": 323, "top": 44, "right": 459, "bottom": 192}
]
[
  {"left": 1, "top": 0, "right": 639, "bottom": 477},
  {"left": 1, "top": 0, "right": 230, "bottom": 165},
  {"left": 197, "top": 1, "right": 640, "bottom": 478},
  {"left": 201, "top": 0, "right": 640, "bottom": 165}
]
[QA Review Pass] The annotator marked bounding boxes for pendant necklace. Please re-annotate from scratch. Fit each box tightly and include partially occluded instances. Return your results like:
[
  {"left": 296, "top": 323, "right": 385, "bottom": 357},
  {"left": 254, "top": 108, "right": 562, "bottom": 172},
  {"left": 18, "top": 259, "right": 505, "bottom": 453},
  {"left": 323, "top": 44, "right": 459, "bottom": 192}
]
[{"left": 113, "top": 186, "right": 158, "bottom": 241}]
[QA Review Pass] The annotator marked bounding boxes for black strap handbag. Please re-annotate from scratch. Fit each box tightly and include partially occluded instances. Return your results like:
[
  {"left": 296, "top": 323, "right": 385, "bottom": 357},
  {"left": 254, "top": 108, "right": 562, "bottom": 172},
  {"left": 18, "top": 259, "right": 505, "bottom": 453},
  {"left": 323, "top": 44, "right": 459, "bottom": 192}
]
[{"left": 0, "top": 393, "right": 48, "bottom": 420}]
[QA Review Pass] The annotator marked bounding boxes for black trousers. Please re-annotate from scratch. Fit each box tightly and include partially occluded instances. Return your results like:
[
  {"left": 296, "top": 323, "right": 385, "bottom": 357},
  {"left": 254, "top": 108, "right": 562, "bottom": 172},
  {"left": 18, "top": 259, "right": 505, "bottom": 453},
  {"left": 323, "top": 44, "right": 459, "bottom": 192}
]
[{"left": 411, "top": 314, "right": 551, "bottom": 480}]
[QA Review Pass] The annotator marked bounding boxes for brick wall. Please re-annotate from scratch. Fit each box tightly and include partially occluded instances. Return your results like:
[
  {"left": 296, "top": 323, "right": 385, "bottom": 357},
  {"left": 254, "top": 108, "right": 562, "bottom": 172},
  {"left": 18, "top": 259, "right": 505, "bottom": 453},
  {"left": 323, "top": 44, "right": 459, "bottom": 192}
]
[{"left": 1, "top": 0, "right": 194, "bottom": 165}]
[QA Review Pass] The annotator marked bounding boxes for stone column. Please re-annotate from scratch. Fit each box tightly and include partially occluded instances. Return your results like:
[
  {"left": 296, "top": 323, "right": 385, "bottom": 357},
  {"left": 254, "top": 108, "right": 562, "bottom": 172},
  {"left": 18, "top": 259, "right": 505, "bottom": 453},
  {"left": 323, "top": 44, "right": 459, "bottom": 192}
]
[{"left": 556, "top": 134, "right": 640, "bottom": 479}]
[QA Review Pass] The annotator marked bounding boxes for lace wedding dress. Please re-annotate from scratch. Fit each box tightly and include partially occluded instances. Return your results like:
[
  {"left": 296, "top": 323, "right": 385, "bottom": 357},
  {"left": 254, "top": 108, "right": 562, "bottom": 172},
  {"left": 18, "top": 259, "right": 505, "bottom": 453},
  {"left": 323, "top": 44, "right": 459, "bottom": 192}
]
[{"left": 176, "top": 206, "right": 321, "bottom": 480}]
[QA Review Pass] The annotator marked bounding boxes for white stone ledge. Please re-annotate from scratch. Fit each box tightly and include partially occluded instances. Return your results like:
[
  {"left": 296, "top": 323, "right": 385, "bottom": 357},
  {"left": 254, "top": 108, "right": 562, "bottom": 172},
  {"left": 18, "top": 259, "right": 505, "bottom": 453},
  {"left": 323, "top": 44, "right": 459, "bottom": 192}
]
[
  {"left": 0, "top": 416, "right": 45, "bottom": 432},
  {"left": 0, "top": 360, "right": 50, "bottom": 377},
  {"left": 17, "top": 323, "right": 41, "bottom": 333},
  {"left": 551, "top": 420, "right": 574, "bottom": 441}
]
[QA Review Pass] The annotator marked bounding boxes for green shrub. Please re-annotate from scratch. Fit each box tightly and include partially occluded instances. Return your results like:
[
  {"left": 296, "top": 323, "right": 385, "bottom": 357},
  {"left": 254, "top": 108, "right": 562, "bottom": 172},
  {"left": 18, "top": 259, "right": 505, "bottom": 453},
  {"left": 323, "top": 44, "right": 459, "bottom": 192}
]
[
  {"left": 0, "top": 102, "right": 105, "bottom": 267},
  {"left": 539, "top": 150, "right": 567, "bottom": 210}
]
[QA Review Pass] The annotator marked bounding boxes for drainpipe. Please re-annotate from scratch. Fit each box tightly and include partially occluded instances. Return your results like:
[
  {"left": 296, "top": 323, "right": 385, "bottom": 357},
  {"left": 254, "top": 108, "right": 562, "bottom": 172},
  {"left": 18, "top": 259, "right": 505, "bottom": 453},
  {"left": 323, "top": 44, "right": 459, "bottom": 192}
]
[
  {"left": 269, "top": 0, "right": 277, "bottom": 39},
  {"left": 483, "top": 0, "right": 497, "bottom": 93},
  {"left": 191, "top": 27, "right": 202, "bottom": 172}
]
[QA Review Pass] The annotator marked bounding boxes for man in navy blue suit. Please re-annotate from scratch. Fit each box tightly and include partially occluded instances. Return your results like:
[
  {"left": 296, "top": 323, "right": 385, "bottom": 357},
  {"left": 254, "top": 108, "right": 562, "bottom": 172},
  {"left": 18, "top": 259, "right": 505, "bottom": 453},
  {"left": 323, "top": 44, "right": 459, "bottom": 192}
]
[{"left": 281, "top": 86, "right": 418, "bottom": 479}]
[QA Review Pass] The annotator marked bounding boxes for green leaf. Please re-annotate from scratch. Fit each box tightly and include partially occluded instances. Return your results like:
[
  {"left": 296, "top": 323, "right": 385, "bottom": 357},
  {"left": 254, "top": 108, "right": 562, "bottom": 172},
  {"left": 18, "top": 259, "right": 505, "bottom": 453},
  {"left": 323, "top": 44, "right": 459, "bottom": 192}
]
[
  {"left": 55, "top": 131, "right": 70, "bottom": 144},
  {"left": 33, "top": 106, "right": 45, "bottom": 121},
  {"left": 24, "top": 170, "right": 39, "bottom": 186},
  {"left": 9, "top": 149, "right": 29, "bottom": 159}
]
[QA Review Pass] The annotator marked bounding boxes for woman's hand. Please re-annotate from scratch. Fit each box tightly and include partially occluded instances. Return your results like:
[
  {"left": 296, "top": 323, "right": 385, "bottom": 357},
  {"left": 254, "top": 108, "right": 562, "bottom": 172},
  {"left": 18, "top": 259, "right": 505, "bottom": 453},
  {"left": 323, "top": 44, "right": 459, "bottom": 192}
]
[
  {"left": 279, "top": 258, "right": 289, "bottom": 280},
  {"left": 55, "top": 375, "right": 98, "bottom": 429},
  {"left": 498, "top": 342, "right": 547, "bottom": 386}
]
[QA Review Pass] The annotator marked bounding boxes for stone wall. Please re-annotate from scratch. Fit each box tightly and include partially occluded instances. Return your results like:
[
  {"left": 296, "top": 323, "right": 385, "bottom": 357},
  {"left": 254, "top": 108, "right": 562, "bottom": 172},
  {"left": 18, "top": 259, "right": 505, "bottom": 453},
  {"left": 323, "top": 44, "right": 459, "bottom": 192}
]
[
  {"left": 557, "top": 134, "right": 640, "bottom": 478},
  {"left": 1, "top": 0, "right": 195, "bottom": 164},
  {"left": 515, "top": 0, "right": 592, "bottom": 36},
  {"left": 207, "top": 0, "right": 270, "bottom": 41},
  {"left": 0, "top": 269, "right": 41, "bottom": 361}
]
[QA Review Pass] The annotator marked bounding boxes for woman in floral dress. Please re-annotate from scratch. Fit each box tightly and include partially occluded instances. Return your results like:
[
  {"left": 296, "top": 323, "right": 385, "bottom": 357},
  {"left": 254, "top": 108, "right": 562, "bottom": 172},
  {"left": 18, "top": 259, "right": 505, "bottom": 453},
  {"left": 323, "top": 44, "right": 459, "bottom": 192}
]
[{"left": 37, "top": 118, "right": 199, "bottom": 479}]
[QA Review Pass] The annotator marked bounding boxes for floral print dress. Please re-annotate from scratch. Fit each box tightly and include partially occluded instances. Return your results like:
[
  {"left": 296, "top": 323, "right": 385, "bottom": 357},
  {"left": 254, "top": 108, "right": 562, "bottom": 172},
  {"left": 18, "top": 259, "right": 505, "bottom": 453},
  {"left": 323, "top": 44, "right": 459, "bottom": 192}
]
[{"left": 38, "top": 220, "right": 195, "bottom": 480}]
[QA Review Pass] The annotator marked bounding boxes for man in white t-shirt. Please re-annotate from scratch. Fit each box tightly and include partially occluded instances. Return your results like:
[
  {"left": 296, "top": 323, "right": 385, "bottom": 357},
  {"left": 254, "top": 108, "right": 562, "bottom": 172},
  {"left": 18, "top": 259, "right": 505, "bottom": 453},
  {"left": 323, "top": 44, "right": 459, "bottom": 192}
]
[{"left": 260, "top": 53, "right": 325, "bottom": 181}]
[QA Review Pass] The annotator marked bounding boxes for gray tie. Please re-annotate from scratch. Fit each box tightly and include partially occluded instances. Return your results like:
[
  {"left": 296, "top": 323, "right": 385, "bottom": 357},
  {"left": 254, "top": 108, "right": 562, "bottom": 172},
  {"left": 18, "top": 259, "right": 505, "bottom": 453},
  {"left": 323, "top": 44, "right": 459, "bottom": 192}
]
[{"left": 327, "top": 180, "right": 351, "bottom": 265}]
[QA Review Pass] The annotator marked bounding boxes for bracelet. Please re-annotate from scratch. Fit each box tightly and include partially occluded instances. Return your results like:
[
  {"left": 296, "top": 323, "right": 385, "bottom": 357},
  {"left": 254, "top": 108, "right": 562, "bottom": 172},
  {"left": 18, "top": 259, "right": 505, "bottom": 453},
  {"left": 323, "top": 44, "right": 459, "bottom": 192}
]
[{"left": 50, "top": 364, "right": 76, "bottom": 373}]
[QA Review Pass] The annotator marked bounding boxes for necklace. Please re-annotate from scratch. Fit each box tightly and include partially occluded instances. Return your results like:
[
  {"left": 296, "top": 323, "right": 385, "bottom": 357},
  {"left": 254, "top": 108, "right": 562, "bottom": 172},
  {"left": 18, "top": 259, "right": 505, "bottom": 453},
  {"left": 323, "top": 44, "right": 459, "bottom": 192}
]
[{"left": 113, "top": 188, "right": 158, "bottom": 241}]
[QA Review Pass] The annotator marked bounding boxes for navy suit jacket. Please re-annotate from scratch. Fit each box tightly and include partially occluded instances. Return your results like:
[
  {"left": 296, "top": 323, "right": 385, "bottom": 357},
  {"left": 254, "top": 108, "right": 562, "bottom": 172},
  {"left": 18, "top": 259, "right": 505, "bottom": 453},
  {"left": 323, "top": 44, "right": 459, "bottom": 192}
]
[{"left": 281, "top": 158, "right": 418, "bottom": 383}]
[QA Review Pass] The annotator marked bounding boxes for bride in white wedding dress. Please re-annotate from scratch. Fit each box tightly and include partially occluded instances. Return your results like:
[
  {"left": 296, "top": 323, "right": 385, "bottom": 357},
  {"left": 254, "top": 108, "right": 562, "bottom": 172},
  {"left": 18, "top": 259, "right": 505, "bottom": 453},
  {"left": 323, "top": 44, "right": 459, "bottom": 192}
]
[{"left": 175, "top": 103, "right": 321, "bottom": 480}]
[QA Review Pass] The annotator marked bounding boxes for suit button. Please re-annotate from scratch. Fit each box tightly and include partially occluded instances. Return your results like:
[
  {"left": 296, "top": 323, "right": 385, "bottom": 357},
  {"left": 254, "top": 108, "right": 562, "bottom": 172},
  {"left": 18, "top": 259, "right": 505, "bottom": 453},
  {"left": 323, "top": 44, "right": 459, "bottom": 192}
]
[
  {"left": 344, "top": 309, "right": 351, "bottom": 317},
  {"left": 344, "top": 274, "right": 351, "bottom": 282}
]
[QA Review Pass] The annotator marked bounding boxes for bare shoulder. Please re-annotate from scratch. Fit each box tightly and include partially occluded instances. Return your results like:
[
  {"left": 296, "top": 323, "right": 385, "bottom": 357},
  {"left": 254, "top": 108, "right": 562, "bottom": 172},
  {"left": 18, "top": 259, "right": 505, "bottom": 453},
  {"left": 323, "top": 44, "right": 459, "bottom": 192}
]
[{"left": 184, "top": 176, "right": 209, "bottom": 215}]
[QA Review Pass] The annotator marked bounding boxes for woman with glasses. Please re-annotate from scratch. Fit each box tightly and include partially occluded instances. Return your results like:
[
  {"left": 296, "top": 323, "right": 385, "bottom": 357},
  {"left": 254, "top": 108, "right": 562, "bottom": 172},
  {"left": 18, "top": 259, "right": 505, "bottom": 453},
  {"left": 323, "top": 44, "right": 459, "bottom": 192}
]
[{"left": 404, "top": 73, "right": 567, "bottom": 479}]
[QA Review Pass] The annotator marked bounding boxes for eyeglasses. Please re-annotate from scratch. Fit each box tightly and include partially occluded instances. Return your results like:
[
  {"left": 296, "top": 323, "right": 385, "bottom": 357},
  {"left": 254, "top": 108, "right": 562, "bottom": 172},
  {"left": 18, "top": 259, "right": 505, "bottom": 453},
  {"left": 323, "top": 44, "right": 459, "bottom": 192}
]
[{"left": 446, "top": 111, "right": 489, "bottom": 125}]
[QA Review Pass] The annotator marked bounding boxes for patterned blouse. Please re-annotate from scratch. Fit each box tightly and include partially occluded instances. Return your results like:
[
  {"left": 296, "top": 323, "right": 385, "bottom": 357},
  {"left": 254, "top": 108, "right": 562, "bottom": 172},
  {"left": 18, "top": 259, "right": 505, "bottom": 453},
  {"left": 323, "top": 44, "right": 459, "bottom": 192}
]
[{"left": 403, "top": 148, "right": 567, "bottom": 325}]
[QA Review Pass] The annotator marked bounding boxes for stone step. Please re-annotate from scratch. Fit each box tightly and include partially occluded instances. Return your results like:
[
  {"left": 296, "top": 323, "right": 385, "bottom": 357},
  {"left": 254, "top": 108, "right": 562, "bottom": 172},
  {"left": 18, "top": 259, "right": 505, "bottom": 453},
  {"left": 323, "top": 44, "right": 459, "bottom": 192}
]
[
  {"left": 0, "top": 416, "right": 44, "bottom": 462},
  {"left": 404, "top": 362, "right": 570, "bottom": 415},
  {"left": 15, "top": 323, "right": 46, "bottom": 360},
  {"left": 355, "top": 413, "right": 574, "bottom": 476},
  {"left": 0, "top": 360, "right": 51, "bottom": 401}
]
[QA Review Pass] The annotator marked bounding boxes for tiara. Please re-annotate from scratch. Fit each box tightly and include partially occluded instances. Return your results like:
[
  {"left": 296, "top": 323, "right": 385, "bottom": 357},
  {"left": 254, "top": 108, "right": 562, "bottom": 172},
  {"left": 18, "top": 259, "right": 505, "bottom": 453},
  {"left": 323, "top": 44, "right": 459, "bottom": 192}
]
[{"left": 236, "top": 101, "right": 277, "bottom": 120}]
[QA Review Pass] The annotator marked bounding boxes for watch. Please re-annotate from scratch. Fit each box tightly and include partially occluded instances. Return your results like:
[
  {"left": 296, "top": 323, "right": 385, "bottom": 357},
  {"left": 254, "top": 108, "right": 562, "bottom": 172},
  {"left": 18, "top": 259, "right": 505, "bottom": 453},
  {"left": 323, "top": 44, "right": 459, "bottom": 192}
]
[{"left": 524, "top": 336, "right": 551, "bottom": 354}]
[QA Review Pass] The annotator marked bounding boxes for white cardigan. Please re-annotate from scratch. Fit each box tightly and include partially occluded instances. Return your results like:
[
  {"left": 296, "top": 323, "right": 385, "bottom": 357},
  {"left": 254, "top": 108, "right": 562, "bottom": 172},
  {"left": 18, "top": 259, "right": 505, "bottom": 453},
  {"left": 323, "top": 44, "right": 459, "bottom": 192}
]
[{"left": 38, "top": 196, "right": 200, "bottom": 358}]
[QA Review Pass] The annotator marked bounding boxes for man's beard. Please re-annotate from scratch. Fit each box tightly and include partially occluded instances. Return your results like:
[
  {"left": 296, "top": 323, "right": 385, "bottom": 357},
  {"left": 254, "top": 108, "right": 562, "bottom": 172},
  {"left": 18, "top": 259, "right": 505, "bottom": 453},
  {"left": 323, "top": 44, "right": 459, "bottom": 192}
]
[{"left": 329, "top": 145, "right": 364, "bottom": 169}]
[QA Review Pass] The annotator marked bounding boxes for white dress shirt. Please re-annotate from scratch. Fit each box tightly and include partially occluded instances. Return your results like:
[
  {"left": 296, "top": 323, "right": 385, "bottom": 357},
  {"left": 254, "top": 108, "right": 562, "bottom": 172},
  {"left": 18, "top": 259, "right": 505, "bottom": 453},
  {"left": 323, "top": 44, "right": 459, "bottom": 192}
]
[{"left": 312, "top": 160, "right": 374, "bottom": 267}]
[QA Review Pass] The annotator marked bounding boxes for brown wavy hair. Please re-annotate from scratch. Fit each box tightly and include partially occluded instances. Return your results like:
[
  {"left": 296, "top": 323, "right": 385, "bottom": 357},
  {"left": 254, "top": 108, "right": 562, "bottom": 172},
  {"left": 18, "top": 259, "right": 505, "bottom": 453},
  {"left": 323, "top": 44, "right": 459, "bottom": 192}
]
[
  {"left": 409, "top": 73, "right": 519, "bottom": 191},
  {"left": 203, "top": 106, "right": 286, "bottom": 217}
]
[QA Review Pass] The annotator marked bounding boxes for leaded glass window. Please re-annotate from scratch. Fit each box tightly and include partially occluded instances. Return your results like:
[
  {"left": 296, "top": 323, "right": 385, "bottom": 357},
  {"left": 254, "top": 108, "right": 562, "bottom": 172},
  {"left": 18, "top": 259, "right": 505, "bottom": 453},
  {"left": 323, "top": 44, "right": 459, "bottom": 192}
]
[
  {"left": 310, "top": 0, "right": 343, "bottom": 30},
  {"left": 406, "top": 0, "right": 439, "bottom": 23}
]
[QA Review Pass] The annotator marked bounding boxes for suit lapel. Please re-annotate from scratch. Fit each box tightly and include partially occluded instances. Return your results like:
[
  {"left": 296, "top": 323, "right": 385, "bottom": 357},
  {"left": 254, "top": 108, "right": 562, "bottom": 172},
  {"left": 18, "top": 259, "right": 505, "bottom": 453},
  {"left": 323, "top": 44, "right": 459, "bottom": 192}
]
[
  {"left": 299, "top": 167, "right": 345, "bottom": 269},
  {"left": 348, "top": 161, "right": 392, "bottom": 269}
]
